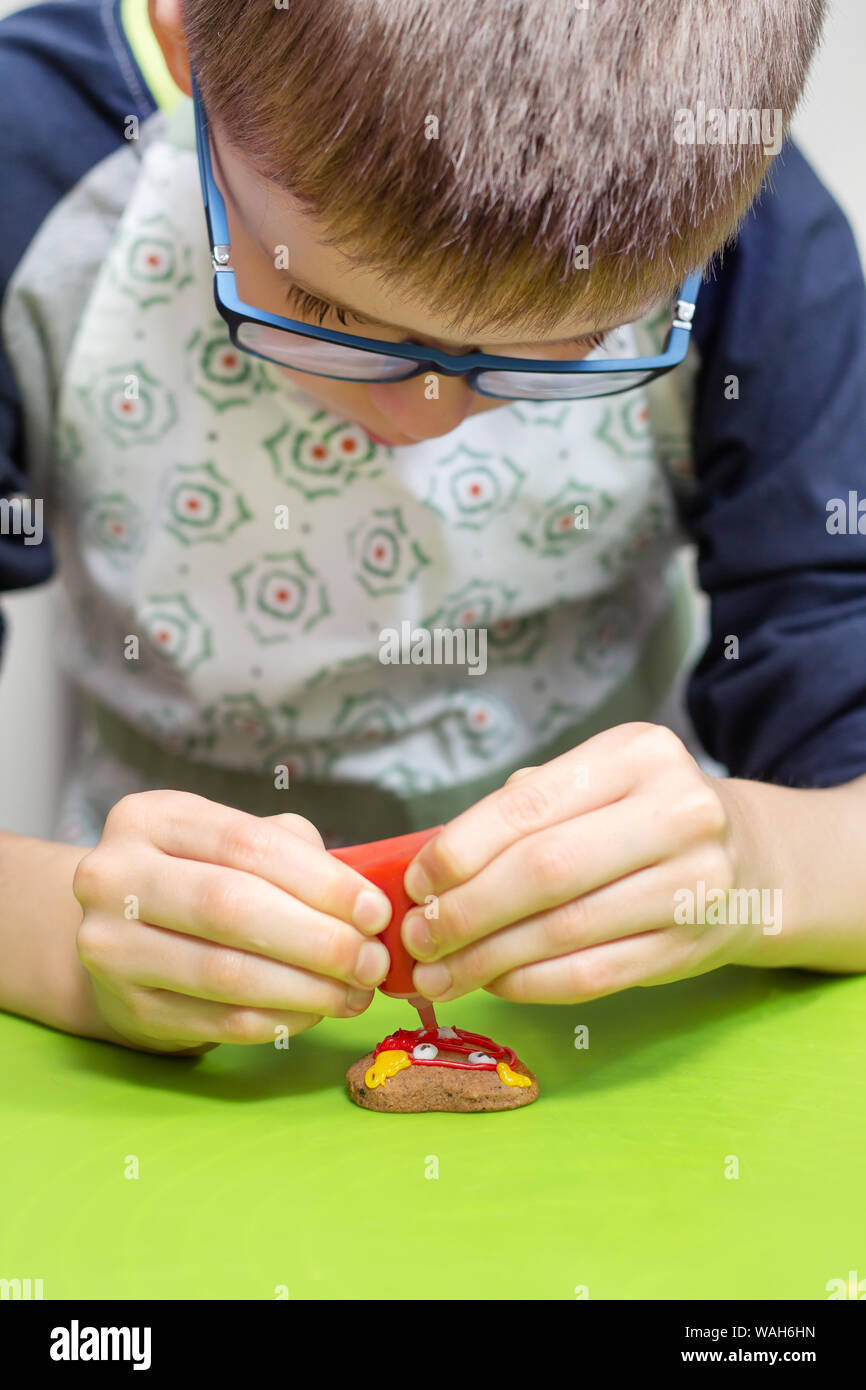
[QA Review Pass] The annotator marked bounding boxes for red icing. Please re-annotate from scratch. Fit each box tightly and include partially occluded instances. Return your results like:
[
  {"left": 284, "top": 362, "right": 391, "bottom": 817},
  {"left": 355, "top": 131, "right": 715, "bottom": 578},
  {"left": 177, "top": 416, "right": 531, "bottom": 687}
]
[{"left": 373, "top": 1025, "right": 519, "bottom": 1072}]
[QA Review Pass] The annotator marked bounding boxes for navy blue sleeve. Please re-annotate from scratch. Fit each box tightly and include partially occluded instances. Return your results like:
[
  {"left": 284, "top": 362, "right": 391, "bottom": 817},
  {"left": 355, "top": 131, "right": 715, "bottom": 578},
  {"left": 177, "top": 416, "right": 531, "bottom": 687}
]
[
  {"left": 684, "top": 141, "right": 866, "bottom": 789},
  {"left": 0, "top": 1, "right": 155, "bottom": 646}
]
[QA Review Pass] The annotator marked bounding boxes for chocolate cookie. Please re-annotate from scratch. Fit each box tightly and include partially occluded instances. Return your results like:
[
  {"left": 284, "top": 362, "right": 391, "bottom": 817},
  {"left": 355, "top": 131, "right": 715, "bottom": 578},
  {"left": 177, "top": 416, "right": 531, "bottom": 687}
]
[{"left": 347, "top": 1050, "right": 539, "bottom": 1113}]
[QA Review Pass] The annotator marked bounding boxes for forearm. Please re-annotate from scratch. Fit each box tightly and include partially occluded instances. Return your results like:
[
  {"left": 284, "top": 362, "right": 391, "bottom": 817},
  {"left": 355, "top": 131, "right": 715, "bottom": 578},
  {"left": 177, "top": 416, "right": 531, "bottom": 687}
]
[
  {"left": 717, "top": 772, "right": 866, "bottom": 974},
  {"left": 0, "top": 829, "right": 120, "bottom": 1041}
]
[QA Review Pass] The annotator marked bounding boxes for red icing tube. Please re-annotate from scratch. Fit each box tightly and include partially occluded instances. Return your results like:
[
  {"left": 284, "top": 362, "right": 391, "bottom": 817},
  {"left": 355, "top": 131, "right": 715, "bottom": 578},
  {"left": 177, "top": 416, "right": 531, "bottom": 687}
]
[{"left": 330, "top": 826, "right": 443, "bottom": 997}]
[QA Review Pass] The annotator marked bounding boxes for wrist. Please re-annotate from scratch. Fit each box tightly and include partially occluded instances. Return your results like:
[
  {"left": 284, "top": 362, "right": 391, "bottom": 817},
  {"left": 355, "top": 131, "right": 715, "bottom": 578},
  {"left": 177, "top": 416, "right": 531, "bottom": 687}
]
[
  {"left": 0, "top": 832, "right": 130, "bottom": 1044},
  {"left": 713, "top": 772, "right": 866, "bottom": 973},
  {"left": 712, "top": 776, "right": 804, "bottom": 969}
]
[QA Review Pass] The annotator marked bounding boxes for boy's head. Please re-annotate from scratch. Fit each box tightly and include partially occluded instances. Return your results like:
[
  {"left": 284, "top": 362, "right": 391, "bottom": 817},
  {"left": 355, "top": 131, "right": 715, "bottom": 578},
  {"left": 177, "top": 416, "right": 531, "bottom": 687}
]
[{"left": 151, "top": 0, "right": 825, "bottom": 446}]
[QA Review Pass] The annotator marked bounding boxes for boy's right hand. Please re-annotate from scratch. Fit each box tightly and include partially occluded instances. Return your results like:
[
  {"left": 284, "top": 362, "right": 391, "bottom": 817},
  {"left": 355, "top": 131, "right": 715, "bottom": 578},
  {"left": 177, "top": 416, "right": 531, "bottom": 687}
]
[{"left": 72, "top": 791, "right": 393, "bottom": 1055}]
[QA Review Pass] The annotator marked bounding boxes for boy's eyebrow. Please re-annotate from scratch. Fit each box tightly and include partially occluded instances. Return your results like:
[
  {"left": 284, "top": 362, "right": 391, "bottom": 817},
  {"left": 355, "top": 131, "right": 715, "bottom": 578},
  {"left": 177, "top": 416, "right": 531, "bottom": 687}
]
[{"left": 273, "top": 266, "right": 624, "bottom": 349}]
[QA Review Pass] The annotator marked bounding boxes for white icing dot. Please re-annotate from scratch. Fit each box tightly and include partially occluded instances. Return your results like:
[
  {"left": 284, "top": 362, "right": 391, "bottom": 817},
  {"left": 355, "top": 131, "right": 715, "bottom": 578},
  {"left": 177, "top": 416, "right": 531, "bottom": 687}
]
[
  {"left": 468, "top": 1051, "right": 494, "bottom": 1065},
  {"left": 413, "top": 1043, "right": 439, "bottom": 1060}
]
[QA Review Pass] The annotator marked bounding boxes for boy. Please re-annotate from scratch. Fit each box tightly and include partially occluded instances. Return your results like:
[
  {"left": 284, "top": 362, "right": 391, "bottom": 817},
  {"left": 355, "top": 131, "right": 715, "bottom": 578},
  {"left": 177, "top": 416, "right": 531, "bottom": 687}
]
[{"left": 0, "top": 0, "right": 864, "bottom": 1057}]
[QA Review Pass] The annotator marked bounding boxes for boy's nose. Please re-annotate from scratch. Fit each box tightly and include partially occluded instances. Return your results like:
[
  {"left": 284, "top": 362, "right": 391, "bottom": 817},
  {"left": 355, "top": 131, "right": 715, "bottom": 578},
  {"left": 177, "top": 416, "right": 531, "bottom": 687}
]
[{"left": 365, "top": 374, "right": 477, "bottom": 442}]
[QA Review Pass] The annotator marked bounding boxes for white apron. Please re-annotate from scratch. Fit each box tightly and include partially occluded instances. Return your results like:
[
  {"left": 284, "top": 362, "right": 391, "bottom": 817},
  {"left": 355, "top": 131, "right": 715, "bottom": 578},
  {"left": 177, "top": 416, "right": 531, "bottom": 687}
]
[{"left": 43, "top": 101, "right": 696, "bottom": 846}]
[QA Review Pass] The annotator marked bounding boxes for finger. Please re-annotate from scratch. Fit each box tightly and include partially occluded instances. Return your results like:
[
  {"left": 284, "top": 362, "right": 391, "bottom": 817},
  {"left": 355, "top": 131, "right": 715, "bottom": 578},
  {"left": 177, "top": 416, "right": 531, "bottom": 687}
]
[
  {"left": 81, "top": 916, "right": 376, "bottom": 1018},
  {"left": 104, "top": 791, "right": 391, "bottom": 933},
  {"left": 404, "top": 791, "right": 698, "bottom": 962},
  {"left": 110, "top": 849, "right": 390, "bottom": 988},
  {"left": 484, "top": 922, "right": 699, "bottom": 1005},
  {"left": 118, "top": 986, "right": 326, "bottom": 1048},
  {"left": 263, "top": 812, "right": 325, "bottom": 849},
  {"left": 411, "top": 845, "right": 728, "bottom": 1000},
  {"left": 404, "top": 725, "right": 649, "bottom": 899}
]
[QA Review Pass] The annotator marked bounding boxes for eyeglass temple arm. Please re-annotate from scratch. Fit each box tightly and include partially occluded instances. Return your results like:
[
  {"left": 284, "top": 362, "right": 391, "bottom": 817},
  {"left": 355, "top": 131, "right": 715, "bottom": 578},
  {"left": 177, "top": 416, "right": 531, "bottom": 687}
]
[
  {"left": 674, "top": 272, "right": 702, "bottom": 329},
  {"left": 191, "top": 74, "right": 232, "bottom": 264}
]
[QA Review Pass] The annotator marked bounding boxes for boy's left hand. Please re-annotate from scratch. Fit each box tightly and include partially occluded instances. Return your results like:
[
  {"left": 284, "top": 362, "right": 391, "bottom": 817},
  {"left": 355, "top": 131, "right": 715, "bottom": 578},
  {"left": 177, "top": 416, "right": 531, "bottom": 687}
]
[{"left": 402, "top": 722, "right": 750, "bottom": 1004}]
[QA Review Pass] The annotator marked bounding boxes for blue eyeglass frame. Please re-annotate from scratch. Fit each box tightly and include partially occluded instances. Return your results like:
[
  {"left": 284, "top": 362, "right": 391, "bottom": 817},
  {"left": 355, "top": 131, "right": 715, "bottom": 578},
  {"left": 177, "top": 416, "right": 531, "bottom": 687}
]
[{"left": 191, "top": 75, "right": 702, "bottom": 399}]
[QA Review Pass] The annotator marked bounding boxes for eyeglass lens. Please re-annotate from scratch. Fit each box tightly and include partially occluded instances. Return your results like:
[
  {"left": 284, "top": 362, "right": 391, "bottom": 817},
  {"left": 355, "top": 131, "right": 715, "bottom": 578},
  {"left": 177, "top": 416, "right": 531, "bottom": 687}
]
[
  {"left": 236, "top": 321, "right": 420, "bottom": 381},
  {"left": 235, "top": 322, "right": 657, "bottom": 400},
  {"left": 474, "top": 368, "right": 656, "bottom": 399}
]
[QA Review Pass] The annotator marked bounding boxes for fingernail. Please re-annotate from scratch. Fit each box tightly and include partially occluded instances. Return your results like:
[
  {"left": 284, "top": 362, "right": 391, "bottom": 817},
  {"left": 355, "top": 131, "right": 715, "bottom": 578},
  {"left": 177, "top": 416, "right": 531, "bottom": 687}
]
[
  {"left": 353, "top": 888, "right": 392, "bottom": 933},
  {"left": 404, "top": 861, "right": 432, "bottom": 901},
  {"left": 346, "top": 987, "right": 374, "bottom": 1014},
  {"left": 354, "top": 940, "right": 391, "bottom": 987},
  {"left": 413, "top": 962, "right": 452, "bottom": 998},
  {"left": 404, "top": 912, "right": 436, "bottom": 959}
]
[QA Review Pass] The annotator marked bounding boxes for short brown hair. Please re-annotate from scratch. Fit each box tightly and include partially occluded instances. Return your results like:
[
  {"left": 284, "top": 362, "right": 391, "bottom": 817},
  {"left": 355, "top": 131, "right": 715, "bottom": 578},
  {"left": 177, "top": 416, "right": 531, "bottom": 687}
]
[{"left": 182, "top": 0, "right": 826, "bottom": 335}]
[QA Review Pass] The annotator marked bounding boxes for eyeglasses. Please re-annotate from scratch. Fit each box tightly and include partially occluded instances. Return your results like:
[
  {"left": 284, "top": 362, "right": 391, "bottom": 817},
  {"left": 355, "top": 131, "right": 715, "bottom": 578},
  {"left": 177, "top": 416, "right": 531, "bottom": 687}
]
[{"left": 192, "top": 77, "right": 701, "bottom": 402}]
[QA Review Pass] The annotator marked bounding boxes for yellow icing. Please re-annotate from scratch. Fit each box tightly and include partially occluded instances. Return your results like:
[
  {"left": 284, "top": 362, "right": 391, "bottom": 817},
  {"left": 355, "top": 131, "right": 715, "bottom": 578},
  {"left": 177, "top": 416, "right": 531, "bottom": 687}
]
[
  {"left": 365, "top": 1049, "right": 411, "bottom": 1088},
  {"left": 497, "top": 1060, "right": 532, "bottom": 1088}
]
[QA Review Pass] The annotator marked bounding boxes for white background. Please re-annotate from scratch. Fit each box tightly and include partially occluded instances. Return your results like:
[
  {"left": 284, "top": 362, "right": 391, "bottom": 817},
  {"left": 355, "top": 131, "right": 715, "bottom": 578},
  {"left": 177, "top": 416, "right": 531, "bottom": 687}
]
[{"left": 1, "top": 0, "right": 864, "bottom": 836}]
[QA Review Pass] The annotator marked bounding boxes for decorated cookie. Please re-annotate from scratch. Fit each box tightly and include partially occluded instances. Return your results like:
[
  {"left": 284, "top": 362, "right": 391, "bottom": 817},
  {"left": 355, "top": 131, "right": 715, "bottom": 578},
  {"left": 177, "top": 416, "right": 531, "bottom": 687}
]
[{"left": 347, "top": 1024, "right": 539, "bottom": 1113}]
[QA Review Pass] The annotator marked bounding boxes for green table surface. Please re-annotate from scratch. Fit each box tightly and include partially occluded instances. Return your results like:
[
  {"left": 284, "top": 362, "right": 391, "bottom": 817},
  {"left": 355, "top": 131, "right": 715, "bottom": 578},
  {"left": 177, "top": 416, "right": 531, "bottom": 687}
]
[{"left": 1, "top": 965, "right": 864, "bottom": 1301}]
